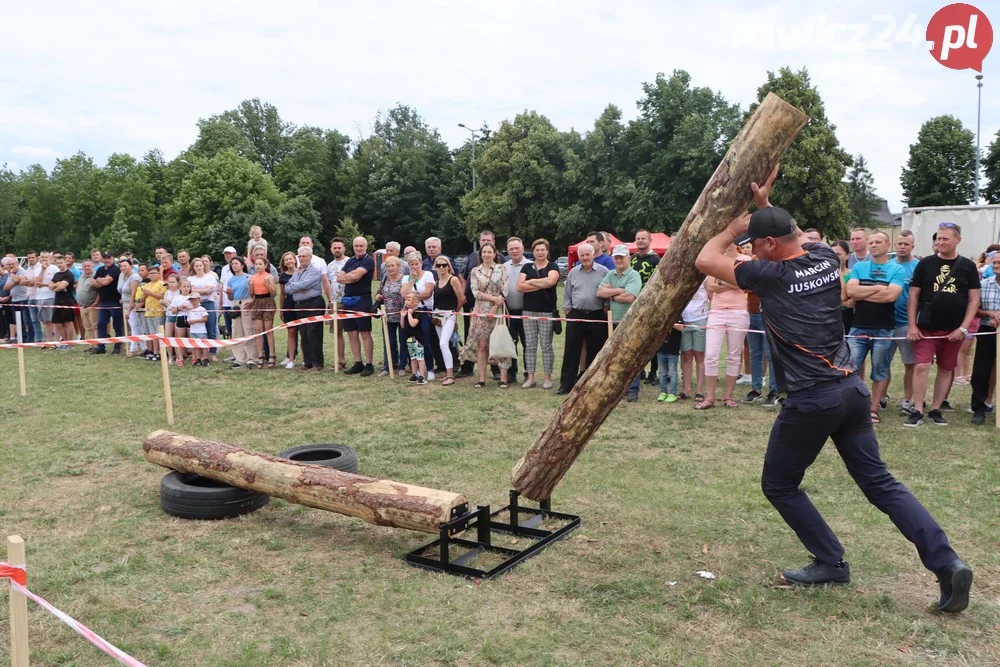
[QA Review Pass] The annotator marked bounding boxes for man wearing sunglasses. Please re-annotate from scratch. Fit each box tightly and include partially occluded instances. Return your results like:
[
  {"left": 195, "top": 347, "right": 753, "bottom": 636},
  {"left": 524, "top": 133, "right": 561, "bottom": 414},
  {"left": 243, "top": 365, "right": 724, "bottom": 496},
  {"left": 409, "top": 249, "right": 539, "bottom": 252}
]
[{"left": 905, "top": 222, "right": 980, "bottom": 427}]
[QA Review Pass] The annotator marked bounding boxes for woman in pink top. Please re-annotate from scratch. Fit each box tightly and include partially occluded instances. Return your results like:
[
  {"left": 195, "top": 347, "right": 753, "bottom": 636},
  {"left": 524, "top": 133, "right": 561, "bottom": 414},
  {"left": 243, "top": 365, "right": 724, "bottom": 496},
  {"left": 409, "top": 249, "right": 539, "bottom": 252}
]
[{"left": 696, "top": 245, "right": 751, "bottom": 409}]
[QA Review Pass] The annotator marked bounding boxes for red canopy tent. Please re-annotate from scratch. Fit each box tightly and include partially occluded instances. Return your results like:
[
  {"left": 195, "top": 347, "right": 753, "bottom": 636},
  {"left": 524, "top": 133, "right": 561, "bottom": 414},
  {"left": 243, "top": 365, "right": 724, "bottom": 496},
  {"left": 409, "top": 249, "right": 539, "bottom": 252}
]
[{"left": 567, "top": 232, "right": 671, "bottom": 268}]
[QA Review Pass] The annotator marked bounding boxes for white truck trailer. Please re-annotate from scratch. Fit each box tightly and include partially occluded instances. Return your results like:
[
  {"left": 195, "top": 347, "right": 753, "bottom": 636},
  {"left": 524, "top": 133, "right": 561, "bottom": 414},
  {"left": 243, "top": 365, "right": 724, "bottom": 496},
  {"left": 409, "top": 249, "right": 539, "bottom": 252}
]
[{"left": 901, "top": 205, "right": 1000, "bottom": 259}]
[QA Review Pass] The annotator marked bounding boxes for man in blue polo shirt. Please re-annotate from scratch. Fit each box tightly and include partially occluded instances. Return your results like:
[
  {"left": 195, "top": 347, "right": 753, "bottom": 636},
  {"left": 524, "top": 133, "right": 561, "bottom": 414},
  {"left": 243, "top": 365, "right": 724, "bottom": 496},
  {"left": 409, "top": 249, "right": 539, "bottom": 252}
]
[
  {"left": 887, "top": 231, "right": 921, "bottom": 415},
  {"left": 846, "top": 231, "right": 905, "bottom": 423}
]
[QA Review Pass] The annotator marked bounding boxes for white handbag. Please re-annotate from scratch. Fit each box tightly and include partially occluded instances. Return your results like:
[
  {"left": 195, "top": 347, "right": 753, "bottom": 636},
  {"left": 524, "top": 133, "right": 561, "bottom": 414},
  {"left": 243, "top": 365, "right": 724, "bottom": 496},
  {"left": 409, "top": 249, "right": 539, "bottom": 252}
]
[{"left": 488, "top": 304, "right": 516, "bottom": 359}]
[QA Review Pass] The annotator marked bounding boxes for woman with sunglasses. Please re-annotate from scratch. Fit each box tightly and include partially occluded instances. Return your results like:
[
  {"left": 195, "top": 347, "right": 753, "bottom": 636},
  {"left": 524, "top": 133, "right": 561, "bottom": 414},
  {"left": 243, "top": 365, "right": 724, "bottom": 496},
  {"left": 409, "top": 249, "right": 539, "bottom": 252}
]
[{"left": 432, "top": 255, "right": 464, "bottom": 386}]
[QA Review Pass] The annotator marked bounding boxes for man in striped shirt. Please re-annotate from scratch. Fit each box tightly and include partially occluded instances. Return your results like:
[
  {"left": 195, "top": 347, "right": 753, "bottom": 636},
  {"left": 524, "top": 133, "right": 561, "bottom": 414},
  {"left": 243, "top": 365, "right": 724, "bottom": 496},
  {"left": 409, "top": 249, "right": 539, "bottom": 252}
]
[{"left": 971, "top": 253, "right": 1000, "bottom": 425}]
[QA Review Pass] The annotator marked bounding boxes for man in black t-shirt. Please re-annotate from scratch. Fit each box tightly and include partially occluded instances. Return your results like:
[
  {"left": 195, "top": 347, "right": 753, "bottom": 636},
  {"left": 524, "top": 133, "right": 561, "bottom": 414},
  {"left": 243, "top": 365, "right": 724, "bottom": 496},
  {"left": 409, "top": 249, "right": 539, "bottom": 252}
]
[
  {"left": 91, "top": 252, "right": 124, "bottom": 354},
  {"left": 631, "top": 229, "right": 662, "bottom": 384},
  {"left": 694, "top": 169, "right": 971, "bottom": 613},
  {"left": 905, "top": 223, "right": 981, "bottom": 427},
  {"left": 336, "top": 236, "right": 376, "bottom": 376}
]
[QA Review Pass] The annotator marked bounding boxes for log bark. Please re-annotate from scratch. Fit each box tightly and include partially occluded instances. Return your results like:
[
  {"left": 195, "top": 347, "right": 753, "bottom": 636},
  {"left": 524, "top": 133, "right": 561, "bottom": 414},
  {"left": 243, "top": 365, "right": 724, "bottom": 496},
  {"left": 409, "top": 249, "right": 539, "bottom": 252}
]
[
  {"left": 144, "top": 430, "right": 467, "bottom": 534},
  {"left": 512, "top": 92, "right": 809, "bottom": 501}
]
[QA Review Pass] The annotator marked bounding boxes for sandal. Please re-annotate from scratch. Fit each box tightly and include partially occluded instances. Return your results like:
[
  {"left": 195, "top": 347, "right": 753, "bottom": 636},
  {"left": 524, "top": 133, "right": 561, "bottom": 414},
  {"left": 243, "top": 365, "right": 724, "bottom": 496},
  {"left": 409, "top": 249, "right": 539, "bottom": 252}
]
[
  {"left": 474, "top": 381, "right": 486, "bottom": 388},
  {"left": 694, "top": 393, "right": 705, "bottom": 402},
  {"left": 694, "top": 399, "right": 715, "bottom": 410},
  {"left": 723, "top": 399, "right": 739, "bottom": 408},
  {"left": 870, "top": 411, "right": 881, "bottom": 424},
  {"left": 499, "top": 382, "right": 509, "bottom": 389},
  {"left": 678, "top": 393, "right": 690, "bottom": 400},
  {"left": 442, "top": 377, "right": 455, "bottom": 386},
  {"left": 267, "top": 356, "right": 276, "bottom": 369}
]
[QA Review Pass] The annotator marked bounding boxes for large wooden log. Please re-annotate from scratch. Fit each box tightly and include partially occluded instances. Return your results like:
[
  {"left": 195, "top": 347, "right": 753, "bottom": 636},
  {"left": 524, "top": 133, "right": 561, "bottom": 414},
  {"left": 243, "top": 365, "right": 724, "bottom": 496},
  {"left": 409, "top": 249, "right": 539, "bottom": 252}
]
[
  {"left": 144, "top": 430, "right": 467, "bottom": 534},
  {"left": 512, "top": 93, "right": 809, "bottom": 501}
]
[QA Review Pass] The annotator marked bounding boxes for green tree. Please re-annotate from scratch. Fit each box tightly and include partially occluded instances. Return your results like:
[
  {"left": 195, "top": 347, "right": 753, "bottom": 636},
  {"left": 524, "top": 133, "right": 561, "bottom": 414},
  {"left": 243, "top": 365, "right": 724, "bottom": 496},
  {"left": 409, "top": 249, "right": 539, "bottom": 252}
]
[
  {"left": 580, "top": 105, "right": 634, "bottom": 234},
  {"left": 14, "top": 165, "right": 58, "bottom": 252},
  {"left": 170, "top": 150, "right": 282, "bottom": 256},
  {"left": 89, "top": 208, "right": 138, "bottom": 257},
  {"left": 191, "top": 115, "right": 254, "bottom": 161},
  {"left": 0, "top": 166, "right": 23, "bottom": 252},
  {"left": 333, "top": 215, "right": 375, "bottom": 248},
  {"left": 844, "top": 154, "right": 881, "bottom": 225},
  {"left": 980, "top": 128, "right": 1000, "bottom": 204},
  {"left": 749, "top": 67, "right": 852, "bottom": 238},
  {"left": 901, "top": 115, "right": 975, "bottom": 207},
  {"left": 460, "top": 111, "right": 585, "bottom": 249},
  {"left": 274, "top": 126, "right": 351, "bottom": 241}
]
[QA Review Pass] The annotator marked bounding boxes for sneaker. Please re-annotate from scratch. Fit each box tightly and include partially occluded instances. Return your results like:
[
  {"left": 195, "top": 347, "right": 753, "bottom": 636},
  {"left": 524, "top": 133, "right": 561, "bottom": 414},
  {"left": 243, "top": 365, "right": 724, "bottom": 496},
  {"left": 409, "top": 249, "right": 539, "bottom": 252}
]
[
  {"left": 345, "top": 362, "right": 364, "bottom": 375},
  {"left": 939, "top": 400, "right": 955, "bottom": 412},
  {"left": 763, "top": 392, "right": 782, "bottom": 407},
  {"left": 378, "top": 370, "right": 390, "bottom": 377},
  {"left": 408, "top": 374, "right": 419, "bottom": 384},
  {"left": 151, "top": 354, "right": 160, "bottom": 362},
  {"left": 879, "top": 395, "right": 888, "bottom": 410},
  {"left": 229, "top": 362, "right": 243, "bottom": 369},
  {"left": 397, "top": 369, "right": 408, "bottom": 377},
  {"left": 427, "top": 371, "right": 436, "bottom": 381},
  {"left": 224, "top": 356, "right": 236, "bottom": 363},
  {"left": 360, "top": 364, "right": 375, "bottom": 377},
  {"left": 783, "top": 558, "right": 850, "bottom": 586},
  {"left": 280, "top": 357, "right": 290, "bottom": 366},
  {"left": 743, "top": 389, "right": 763, "bottom": 404},
  {"left": 416, "top": 375, "right": 427, "bottom": 385},
  {"left": 88, "top": 348, "right": 107, "bottom": 355},
  {"left": 971, "top": 412, "right": 986, "bottom": 425},
  {"left": 665, "top": 394, "right": 678, "bottom": 403},
  {"left": 900, "top": 399, "right": 916, "bottom": 416},
  {"left": 657, "top": 392, "right": 668, "bottom": 402},
  {"left": 625, "top": 392, "right": 638, "bottom": 402},
  {"left": 935, "top": 559, "right": 973, "bottom": 613},
  {"left": 904, "top": 411, "right": 924, "bottom": 428},
  {"left": 736, "top": 373, "right": 753, "bottom": 385},
  {"left": 927, "top": 409, "right": 948, "bottom": 426},
  {"left": 168, "top": 359, "right": 175, "bottom": 366},
  {"left": 284, "top": 360, "right": 295, "bottom": 369}
]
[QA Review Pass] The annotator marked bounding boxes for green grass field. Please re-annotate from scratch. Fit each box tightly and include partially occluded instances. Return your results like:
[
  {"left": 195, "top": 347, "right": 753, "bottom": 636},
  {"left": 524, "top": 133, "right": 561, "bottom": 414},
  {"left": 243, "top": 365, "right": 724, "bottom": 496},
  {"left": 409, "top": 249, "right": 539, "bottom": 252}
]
[{"left": 1, "top": 323, "right": 998, "bottom": 666}]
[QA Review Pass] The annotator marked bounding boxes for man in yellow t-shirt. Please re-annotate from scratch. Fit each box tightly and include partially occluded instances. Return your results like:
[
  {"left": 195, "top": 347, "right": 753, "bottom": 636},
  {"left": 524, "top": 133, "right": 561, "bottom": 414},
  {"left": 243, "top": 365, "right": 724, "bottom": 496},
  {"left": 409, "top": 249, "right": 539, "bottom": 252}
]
[{"left": 142, "top": 266, "right": 166, "bottom": 361}]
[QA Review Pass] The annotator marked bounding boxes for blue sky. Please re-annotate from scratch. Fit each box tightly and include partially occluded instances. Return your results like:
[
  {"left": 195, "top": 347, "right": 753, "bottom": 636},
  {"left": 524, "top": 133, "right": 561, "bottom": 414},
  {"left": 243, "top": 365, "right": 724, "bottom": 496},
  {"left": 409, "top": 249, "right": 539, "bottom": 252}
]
[{"left": 1, "top": 0, "right": 996, "bottom": 212}]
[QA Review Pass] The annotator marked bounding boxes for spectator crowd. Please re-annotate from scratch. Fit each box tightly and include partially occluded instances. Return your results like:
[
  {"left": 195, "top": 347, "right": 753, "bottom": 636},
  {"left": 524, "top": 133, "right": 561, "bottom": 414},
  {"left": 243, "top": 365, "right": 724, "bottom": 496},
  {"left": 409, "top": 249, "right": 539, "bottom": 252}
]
[{"left": 1, "top": 223, "right": 996, "bottom": 424}]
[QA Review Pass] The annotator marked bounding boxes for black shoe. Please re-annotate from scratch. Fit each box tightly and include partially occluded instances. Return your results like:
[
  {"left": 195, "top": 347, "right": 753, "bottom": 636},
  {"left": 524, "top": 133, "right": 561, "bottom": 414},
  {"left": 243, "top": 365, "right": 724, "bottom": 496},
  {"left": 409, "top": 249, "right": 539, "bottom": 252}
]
[
  {"left": 782, "top": 558, "right": 850, "bottom": 586},
  {"left": 643, "top": 375, "right": 658, "bottom": 385},
  {"left": 971, "top": 412, "right": 986, "bottom": 425},
  {"left": 904, "top": 411, "right": 924, "bottom": 428},
  {"left": 111, "top": 348, "right": 122, "bottom": 355},
  {"left": 555, "top": 388, "right": 570, "bottom": 396},
  {"left": 625, "top": 392, "right": 638, "bottom": 403},
  {"left": 763, "top": 392, "right": 782, "bottom": 407},
  {"left": 939, "top": 399, "right": 955, "bottom": 412},
  {"left": 345, "top": 362, "right": 364, "bottom": 375},
  {"left": 408, "top": 374, "right": 419, "bottom": 384},
  {"left": 89, "top": 348, "right": 107, "bottom": 355},
  {"left": 359, "top": 363, "right": 375, "bottom": 377},
  {"left": 927, "top": 409, "right": 948, "bottom": 426},
  {"left": 230, "top": 362, "right": 243, "bottom": 369},
  {"left": 879, "top": 395, "right": 888, "bottom": 410},
  {"left": 935, "top": 559, "right": 973, "bottom": 612},
  {"left": 743, "top": 389, "right": 762, "bottom": 404}
]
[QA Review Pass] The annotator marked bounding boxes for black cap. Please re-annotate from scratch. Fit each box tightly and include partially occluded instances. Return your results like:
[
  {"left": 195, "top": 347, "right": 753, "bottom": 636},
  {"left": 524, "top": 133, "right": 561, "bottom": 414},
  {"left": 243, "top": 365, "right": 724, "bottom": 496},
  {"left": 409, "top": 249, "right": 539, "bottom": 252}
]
[{"left": 744, "top": 207, "right": 796, "bottom": 243}]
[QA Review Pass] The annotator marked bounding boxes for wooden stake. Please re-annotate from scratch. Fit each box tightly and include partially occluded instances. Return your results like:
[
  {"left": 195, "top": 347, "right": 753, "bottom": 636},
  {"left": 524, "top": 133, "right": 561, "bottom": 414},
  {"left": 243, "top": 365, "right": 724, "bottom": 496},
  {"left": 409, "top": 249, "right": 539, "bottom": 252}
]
[
  {"left": 606, "top": 309, "right": 614, "bottom": 338},
  {"left": 332, "top": 299, "right": 339, "bottom": 374},
  {"left": 7, "top": 535, "right": 29, "bottom": 667},
  {"left": 15, "top": 311, "right": 26, "bottom": 397},
  {"left": 380, "top": 307, "right": 395, "bottom": 379},
  {"left": 158, "top": 325, "right": 175, "bottom": 426},
  {"left": 512, "top": 92, "right": 809, "bottom": 501}
]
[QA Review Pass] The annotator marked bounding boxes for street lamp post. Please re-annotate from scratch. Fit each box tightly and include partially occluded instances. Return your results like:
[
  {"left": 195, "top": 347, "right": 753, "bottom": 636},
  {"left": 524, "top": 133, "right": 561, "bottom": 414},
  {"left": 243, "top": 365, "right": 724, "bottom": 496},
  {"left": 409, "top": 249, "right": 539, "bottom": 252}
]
[
  {"left": 458, "top": 123, "right": 481, "bottom": 190},
  {"left": 974, "top": 74, "right": 984, "bottom": 204}
]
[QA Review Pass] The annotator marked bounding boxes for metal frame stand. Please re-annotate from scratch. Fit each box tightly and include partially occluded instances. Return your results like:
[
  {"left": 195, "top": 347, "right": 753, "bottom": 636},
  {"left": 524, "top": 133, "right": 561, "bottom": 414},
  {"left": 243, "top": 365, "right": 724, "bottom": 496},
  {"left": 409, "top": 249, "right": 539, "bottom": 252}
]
[{"left": 404, "top": 490, "right": 581, "bottom": 579}]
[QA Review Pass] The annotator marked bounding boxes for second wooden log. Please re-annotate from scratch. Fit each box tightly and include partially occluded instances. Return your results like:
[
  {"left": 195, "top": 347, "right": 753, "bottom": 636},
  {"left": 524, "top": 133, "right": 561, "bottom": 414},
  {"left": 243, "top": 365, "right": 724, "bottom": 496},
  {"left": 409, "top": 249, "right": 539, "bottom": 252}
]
[{"left": 144, "top": 430, "right": 467, "bottom": 534}]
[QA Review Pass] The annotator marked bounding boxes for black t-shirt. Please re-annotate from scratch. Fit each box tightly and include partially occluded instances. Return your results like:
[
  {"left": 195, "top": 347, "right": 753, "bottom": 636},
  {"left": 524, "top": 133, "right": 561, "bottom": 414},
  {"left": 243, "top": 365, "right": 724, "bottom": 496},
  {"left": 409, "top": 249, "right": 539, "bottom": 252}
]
[
  {"left": 910, "top": 254, "right": 980, "bottom": 331},
  {"left": 343, "top": 254, "right": 375, "bottom": 299},
  {"left": 659, "top": 327, "right": 682, "bottom": 356},
  {"left": 93, "top": 263, "right": 121, "bottom": 303},
  {"left": 734, "top": 242, "right": 855, "bottom": 393},
  {"left": 630, "top": 252, "right": 660, "bottom": 286},
  {"left": 520, "top": 263, "right": 559, "bottom": 312},
  {"left": 53, "top": 270, "right": 76, "bottom": 305}
]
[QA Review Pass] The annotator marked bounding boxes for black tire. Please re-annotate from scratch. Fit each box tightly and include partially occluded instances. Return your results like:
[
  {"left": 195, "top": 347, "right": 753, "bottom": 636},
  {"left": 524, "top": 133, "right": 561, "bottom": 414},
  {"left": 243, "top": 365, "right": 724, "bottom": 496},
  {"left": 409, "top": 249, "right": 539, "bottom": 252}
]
[
  {"left": 276, "top": 444, "right": 359, "bottom": 473},
  {"left": 159, "top": 472, "right": 269, "bottom": 520}
]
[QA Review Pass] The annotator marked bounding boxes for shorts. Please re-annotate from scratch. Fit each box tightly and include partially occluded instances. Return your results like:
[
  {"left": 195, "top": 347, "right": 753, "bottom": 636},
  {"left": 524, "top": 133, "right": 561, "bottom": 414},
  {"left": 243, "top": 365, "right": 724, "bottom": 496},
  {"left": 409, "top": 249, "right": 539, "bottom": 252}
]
[
  {"left": 913, "top": 329, "right": 962, "bottom": 371},
  {"left": 343, "top": 297, "right": 373, "bottom": 332},
  {"left": 847, "top": 327, "right": 894, "bottom": 382},
  {"left": 406, "top": 338, "right": 425, "bottom": 361},
  {"left": 889, "top": 325, "right": 915, "bottom": 365},
  {"left": 51, "top": 304, "right": 76, "bottom": 324},
  {"left": 37, "top": 298, "right": 55, "bottom": 323},
  {"left": 190, "top": 331, "right": 208, "bottom": 339},
  {"left": 166, "top": 314, "right": 177, "bottom": 325},
  {"left": 680, "top": 318, "right": 707, "bottom": 352},
  {"left": 250, "top": 295, "right": 276, "bottom": 321},
  {"left": 146, "top": 315, "right": 165, "bottom": 332}
]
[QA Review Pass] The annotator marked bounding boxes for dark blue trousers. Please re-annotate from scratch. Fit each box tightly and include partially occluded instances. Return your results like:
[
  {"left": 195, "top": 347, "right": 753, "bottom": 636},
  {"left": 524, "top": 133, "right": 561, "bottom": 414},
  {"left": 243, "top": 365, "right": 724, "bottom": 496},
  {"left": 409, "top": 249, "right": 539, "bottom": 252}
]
[
  {"left": 96, "top": 302, "right": 124, "bottom": 352},
  {"left": 761, "top": 374, "right": 957, "bottom": 573}
]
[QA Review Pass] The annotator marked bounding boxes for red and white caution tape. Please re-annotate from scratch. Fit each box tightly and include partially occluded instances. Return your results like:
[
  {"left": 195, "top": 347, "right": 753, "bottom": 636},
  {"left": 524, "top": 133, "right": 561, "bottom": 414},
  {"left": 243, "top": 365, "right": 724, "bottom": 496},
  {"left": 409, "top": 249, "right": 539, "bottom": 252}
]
[{"left": 1, "top": 562, "right": 146, "bottom": 667}]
